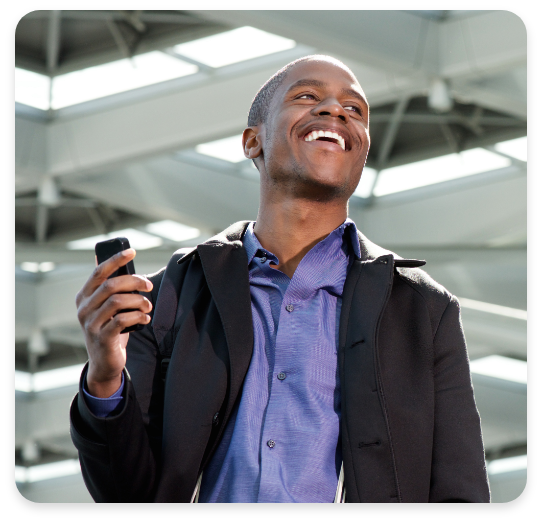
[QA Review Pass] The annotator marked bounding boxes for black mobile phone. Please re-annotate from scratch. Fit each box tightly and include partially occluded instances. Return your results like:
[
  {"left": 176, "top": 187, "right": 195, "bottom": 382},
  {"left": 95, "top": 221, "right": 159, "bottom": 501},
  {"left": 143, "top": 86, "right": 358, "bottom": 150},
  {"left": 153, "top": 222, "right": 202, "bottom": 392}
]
[{"left": 95, "top": 237, "right": 144, "bottom": 333}]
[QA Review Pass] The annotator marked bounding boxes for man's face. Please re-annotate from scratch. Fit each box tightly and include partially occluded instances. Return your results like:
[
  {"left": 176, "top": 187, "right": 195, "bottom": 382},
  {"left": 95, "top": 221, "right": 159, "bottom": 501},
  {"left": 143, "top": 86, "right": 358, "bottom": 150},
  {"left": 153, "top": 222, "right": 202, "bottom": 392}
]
[{"left": 254, "top": 59, "right": 370, "bottom": 200}]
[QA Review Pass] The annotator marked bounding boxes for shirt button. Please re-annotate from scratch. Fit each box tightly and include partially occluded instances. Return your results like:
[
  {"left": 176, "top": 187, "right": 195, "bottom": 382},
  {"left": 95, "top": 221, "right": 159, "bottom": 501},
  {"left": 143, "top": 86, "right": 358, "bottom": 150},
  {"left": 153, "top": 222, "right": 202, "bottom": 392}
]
[
  {"left": 277, "top": 372, "right": 286, "bottom": 380},
  {"left": 260, "top": 256, "right": 267, "bottom": 263},
  {"left": 285, "top": 304, "right": 294, "bottom": 312},
  {"left": 267, "top": 440, "right": 276, "bottom": 448}
]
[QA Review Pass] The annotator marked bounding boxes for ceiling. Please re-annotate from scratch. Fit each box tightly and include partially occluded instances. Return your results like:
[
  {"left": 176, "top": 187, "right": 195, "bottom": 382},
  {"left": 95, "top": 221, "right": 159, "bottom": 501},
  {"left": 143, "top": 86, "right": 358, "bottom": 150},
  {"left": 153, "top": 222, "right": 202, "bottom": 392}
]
[{"left": 14, "top": 10, "right": 527, "bottom": 501}]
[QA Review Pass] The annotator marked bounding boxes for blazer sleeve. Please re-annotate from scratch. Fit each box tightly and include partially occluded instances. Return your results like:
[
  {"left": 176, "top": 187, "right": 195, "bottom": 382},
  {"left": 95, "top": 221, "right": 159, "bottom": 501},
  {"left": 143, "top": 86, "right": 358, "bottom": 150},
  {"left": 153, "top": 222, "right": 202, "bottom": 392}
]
[
  {"left": 69, "top": 270, "right": 165, "bottom": 503},
  {"left": 428, "top": 295, "right": 491, "bottom": 502}
]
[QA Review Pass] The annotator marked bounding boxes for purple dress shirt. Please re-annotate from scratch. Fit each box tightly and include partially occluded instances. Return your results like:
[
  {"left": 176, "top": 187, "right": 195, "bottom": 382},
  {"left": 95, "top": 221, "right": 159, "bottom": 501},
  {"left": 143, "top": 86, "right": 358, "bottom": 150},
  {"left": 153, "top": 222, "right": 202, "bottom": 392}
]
[{"left": 84, "top": 219, "right": 360, "bottom": 503}]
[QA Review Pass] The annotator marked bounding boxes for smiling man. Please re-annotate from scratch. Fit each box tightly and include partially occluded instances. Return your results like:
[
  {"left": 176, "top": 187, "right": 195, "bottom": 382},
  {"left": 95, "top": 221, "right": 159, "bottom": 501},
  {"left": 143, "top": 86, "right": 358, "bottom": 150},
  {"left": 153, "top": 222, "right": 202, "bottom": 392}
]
[{"left": 70, "top": 56, "right": 491, "bottom": 503}]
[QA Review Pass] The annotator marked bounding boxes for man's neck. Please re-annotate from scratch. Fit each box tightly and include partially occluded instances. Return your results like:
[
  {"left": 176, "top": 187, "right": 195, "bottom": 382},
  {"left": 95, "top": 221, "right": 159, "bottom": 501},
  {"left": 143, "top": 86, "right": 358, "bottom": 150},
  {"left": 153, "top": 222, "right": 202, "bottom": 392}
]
[{"left": 253, "top": 197, "right": 348, "bottom": 279}]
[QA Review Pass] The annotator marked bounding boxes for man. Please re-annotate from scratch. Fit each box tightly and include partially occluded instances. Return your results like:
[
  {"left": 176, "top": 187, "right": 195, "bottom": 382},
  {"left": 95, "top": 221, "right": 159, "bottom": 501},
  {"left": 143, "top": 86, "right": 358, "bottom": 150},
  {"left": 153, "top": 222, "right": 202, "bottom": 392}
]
[{"left": 70, "top": 55, "right": 490, "bottom": 503}]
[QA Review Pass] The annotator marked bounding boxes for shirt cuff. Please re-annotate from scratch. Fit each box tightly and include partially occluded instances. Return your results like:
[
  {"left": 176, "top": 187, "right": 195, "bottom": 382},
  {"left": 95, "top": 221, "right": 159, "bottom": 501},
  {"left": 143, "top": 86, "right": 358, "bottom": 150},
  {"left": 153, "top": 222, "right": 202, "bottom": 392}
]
[{"left": 82, "top": 370, "right": 125, "bottom": 418}]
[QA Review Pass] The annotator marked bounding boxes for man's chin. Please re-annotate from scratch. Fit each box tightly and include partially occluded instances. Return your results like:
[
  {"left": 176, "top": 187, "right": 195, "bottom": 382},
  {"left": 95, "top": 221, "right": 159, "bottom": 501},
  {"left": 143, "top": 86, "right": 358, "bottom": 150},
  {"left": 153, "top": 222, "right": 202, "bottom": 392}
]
[{"left": 289, "top": 175, "right": 351, "bottom": 202}]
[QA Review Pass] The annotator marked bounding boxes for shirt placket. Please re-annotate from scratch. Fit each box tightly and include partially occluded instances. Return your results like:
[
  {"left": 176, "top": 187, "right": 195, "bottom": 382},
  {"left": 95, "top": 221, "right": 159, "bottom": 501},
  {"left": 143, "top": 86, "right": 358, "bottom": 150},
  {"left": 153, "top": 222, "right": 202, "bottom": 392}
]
[{"left": 256, "top": 263, "right": 299, "bottom": 501}]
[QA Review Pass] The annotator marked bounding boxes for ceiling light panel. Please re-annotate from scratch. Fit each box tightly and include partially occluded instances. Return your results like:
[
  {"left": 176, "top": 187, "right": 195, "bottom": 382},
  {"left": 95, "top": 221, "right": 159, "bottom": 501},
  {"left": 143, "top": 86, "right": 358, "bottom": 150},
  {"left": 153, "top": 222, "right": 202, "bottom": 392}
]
[
  {"left": 494, "top": 136, "right": 527, "bottom": 162},
  {"left": 15, "top": 68, "right": 51, "bottom": 110},
  {"left": 373, "top": 148, "right": 511, "bottom": 197},
  {"left": 145, "top": 220, "right": 200, "bottom": 242},
  {"left": 352, "top": 167, "right": 378, "bottom": 198},
  {"left": 172, "top": 26, "right": 296, "bottom": 68},
  {"left": 67, "top": 228, "right": 163, "bottom": 251},
  {"left": 16, "top": 459, "right": 81, "bottom": 483},
  {"left": 469, "top": 355, "right": 527, "bottom": 384},
  {"left": 196, "top": 134, "right": 247, "bottom": 163},
  {"left": 51, "top": 52, "right": 198, "bottom": 109},
  {"left": 15, "top": 363, "right": 84, "bottom": 393}
]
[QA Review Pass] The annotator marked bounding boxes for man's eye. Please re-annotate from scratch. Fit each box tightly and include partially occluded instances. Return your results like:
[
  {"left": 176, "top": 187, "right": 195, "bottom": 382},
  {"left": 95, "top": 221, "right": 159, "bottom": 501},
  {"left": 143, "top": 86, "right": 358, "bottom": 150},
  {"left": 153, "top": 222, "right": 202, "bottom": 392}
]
[
  {"left": 345, "top": 105, "right": 361, "bottom": 114},
  {"left": 298, "top": 94, "right": 316, "bottom": 100}
]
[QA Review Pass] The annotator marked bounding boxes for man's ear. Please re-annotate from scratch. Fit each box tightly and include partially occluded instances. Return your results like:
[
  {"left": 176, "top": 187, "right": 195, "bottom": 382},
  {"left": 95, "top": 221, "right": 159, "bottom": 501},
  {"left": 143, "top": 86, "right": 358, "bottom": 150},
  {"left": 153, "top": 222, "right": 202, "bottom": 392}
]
[{"left": 242, "top": 126, "right": 263, "bottom": 160}]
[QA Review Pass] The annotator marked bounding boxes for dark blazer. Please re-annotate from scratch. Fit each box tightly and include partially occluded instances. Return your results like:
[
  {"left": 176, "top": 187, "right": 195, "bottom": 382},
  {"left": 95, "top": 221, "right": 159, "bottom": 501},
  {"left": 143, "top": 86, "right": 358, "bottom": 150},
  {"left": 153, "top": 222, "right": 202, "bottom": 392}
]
[{"left": 70, "top": 221, "right": 490, "bottom": 503}]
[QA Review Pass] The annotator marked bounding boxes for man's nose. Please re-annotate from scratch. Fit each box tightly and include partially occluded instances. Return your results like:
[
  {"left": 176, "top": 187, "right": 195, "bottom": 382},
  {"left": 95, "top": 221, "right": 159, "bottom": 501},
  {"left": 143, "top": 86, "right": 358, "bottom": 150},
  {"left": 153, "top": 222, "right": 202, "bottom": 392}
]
[{"left": 313, "top": 98, "right": 349, "bottom": 122}]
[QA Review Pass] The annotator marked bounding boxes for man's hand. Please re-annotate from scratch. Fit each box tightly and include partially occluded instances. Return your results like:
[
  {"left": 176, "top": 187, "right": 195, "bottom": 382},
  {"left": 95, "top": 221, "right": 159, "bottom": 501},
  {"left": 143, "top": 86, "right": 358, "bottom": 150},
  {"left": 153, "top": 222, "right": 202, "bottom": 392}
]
[{"left": 75, "top": 248, "right": 153, "bottom": 398}]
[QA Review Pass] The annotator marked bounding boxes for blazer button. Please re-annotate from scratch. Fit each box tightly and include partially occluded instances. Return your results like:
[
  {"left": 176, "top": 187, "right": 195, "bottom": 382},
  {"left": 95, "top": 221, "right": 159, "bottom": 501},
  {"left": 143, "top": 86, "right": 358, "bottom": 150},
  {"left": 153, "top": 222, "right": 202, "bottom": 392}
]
[{"left": 212, "top": 412, "right": 219, "bottom": 426}]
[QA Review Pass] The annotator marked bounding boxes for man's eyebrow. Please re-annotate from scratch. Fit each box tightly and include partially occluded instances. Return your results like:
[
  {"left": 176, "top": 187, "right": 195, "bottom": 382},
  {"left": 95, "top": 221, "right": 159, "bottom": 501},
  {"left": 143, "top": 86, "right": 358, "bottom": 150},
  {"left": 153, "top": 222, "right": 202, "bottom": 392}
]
[
  {"left": 285, "top": 79, "right": 326, "bottom": 94},
  {"left": 285, "top": 79, "right": 368, "bottom": 107},
  {"left": 341, "top": 87, "right": 368, "bottom": 108}
]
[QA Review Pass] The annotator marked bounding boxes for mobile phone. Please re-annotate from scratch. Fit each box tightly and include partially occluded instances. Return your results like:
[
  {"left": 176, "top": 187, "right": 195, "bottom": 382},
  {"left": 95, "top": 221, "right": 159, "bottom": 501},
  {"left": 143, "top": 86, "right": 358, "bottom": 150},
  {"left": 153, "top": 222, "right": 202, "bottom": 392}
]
[{"left": 95, "top": 237, "right": 144, "bottom": 333}]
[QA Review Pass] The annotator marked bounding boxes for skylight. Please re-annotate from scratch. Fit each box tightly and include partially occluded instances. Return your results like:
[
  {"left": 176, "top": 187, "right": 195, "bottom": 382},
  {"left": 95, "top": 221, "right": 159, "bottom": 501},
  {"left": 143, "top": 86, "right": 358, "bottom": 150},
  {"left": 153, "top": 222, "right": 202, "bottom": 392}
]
[
  {"left": 172, "top": 26, "right": 296, "bottom": 69},
  {"left": 20, "top": 262, "right": 56, "bottom": 273},
  {"left": 373, "top": 148, "right": 511, "bottom": 197},
  {"left": 457, "top": 297, "right": 527, "bottom": 320},
  {"left": 15, "top": 67, "right": 50, "bottom": 110},
  {"left": 51, "top": 51, "right": 198, "bottom": 109},
  {"left": 469, "top": 355, "right": 527, "bottom": 384},
  {"left": 494, "top": 136, "right": 527, "bottom": 162},
  {"left": 353, "top": 167, "right": 378, "bottom": 198},
  {"left": 196, "top": 134, "right": 247, "bottom": 163},
  {"left": 15, "top": 459, "right": 81, "bottom": 483},
  {"left": 486, "top": 454, "right": 527, "bottom": 475},
  {"left": 67, "top": 228, "right": 163, "bottom": 251},
  {"left": 15, "top": 363, "right": 84, "bottom": 393},
  {"left": 145, "top": 220, "right": 201, "bottom": 242}
]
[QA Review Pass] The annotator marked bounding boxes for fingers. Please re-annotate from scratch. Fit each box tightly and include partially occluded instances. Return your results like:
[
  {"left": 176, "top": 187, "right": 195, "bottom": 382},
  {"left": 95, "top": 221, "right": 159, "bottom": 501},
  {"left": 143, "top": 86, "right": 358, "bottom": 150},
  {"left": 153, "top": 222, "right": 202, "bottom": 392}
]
[
  {"left": 100, "top": 309, "right": 152, "bottom": 338},
  {"left": 93, "top": 292, "right": 152, "bottom": 329},
  {"left": 77, "top": 249, "right": 141, "bottom": 305}
]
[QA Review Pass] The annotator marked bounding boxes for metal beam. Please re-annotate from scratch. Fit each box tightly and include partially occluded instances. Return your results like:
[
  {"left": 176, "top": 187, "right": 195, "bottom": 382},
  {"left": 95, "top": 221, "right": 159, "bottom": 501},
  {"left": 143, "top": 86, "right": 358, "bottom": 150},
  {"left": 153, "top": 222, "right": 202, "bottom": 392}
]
[
  {"left": 376, "top": 97, "right": 410, "bottom": 170},
  {"left": 439, "top": 122, "right": 460, "bottom": 153},
  {"left": 162, "top": 48, "right": 215, "bottom": 73},
  {"left": 35, "top": 205, "right": 49, "bottom": 244},
  {"left": 46, "top": 11, "right": 62, "bottom": 75},
  {"left": 23, "top": 10, "right": 212, "bottom": 25},
  {"left": 369, "top": 113, "right": 525, "bottom": 126},
  {"left": 105, "top": 18, "right": 132, "bottom": 60},
  {"left": 367, "top": 97, "right": 410, "bottom": 203}
]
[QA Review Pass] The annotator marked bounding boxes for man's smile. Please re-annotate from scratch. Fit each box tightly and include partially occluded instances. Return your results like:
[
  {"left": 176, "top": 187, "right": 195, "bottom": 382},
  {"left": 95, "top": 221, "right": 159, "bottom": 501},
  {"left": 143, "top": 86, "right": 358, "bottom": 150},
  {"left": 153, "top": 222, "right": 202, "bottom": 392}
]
[{"left": 299, "top": 123, "right": 352, "bottom": 152}]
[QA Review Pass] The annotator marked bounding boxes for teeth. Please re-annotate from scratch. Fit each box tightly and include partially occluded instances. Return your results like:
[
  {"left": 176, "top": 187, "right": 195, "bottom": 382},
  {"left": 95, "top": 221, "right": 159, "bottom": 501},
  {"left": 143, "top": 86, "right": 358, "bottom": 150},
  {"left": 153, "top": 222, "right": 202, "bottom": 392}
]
[{"left": 304, "top": 130, "right": 346, "bottom": 151}]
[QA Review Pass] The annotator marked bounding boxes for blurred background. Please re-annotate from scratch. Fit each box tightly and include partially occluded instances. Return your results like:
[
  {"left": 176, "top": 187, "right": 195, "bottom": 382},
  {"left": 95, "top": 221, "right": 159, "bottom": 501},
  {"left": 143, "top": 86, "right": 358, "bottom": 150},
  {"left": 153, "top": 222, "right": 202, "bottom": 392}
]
[{"left": 14, "top": 10, "right": 526, "bottom": 503}]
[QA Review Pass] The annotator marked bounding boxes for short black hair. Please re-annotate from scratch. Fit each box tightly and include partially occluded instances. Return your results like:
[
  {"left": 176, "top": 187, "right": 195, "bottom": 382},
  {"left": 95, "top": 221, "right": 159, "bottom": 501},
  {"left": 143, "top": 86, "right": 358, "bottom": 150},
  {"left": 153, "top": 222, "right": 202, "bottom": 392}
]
[{"left": 247, "top": 55, "right": 355, "bottom": 127}]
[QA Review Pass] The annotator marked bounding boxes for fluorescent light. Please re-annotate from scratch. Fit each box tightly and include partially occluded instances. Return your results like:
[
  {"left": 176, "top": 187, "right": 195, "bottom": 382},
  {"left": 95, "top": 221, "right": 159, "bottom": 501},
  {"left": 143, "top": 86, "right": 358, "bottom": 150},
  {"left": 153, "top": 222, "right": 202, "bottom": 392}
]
[
  {"left": 15, "top": 67, "right": 51, "bottom": 110},
  {"left": 196, "top": 134, "right": 246, "bottom": 163},
  {"left": 20, "top": 262, "right": 56, "bottom": 273},
  {"left": 458, "top": 297, "right": 527, "bottom": 320},
  {"left": 494, "top": 136, "right": 527, "bottom": 162},
  {"left": 15, "top": 459, "right": 81, "bottom": 483},
  {"left": 173, "top": 26, "right": 296, "bottom": 69},
  {"left": 353, "top": 167, "right": 378, "bottom": 198},
  {"left": 15, "top": 363, "right": 85, "bottom": 393},
  {"left": 486, "top": 454, "right": 527, "bottom": 475},
  {"left": 39, "top": 261, "right": 56, "bottom": 272},
  {"left": 67, "top": 228, "right": 163, "bottom": 251},
  {"left": 469, "top": 355, "right": 527, "bottom": 384},
  {"left": 373, "top": 148, "right": 511, "bottom": 197},
  {"left": 145, "top": 220, "right": 200, "bottom": 242},
  {"left": 15, "top": 371, "right": 32, "bottom": 393},
  {"left": 51, "top": 51, "right": 197, "bottom": 109},
  {"left": 20, "top": 262, "right": 40, "bottom": 273}
]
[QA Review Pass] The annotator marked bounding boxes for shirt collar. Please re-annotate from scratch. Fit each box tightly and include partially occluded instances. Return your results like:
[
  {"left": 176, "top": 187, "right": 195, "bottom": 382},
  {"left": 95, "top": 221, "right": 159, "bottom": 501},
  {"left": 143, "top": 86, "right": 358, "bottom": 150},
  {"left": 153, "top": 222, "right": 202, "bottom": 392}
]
[{"left": 242, "top": 218, "right": 361, "bottom": 265}]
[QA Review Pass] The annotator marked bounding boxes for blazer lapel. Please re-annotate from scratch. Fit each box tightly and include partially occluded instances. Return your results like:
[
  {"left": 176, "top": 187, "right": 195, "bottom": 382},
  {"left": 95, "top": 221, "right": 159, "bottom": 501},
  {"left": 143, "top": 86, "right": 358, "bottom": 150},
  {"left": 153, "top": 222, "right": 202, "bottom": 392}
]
[{"left": 196, "top": 222, "right": 254, "bottom": 419}]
